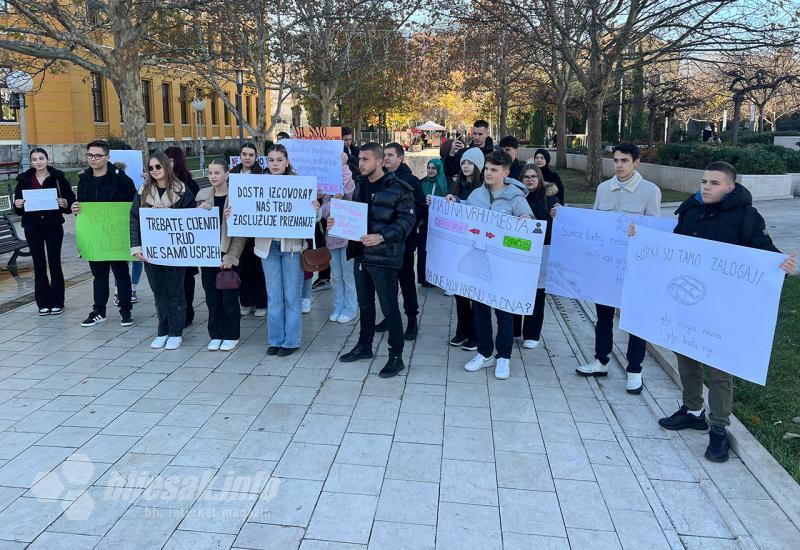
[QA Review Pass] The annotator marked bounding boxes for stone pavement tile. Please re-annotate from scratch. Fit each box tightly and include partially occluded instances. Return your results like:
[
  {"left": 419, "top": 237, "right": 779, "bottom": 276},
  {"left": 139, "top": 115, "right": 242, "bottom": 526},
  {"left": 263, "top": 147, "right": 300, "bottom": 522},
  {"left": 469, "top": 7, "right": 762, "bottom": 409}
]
[
  {"left": 113, "top": 372, "right": 165, "bottom": 391},
  {"left": 274, "top": 442, "right": 337, "bottom": 480},
  {"left": 293, "top": 351, "right": 338, "bottom": 370},
  {"left": 94, "top": 505, "right": 185, "bottom": 550},
  {"left": 144, "top": 380, "right": 199, "bottom": 401},
  {"left": 489, "top": 395, "right": 537, "bottom": 423},
  {"left": 0, "top": 445, "right": 73, "bottom": 487},
  {"left": 26, "top": 459, "right": 110, "bottom": 500},
  {"left": 704, "top": 458, "right": 770, "bottom": 500},
  {"left": 367, "top": 521, "right": 435, "bottom": 550},
  {"left": 492, "top": 420, "right": 545, "bottom": 454},
  {"left": 248, "top": 477, "right": 323, "bottom": 527},
  {"left": 565, "top": 396, "right": 607, "bottom": 423},
  {"left": 71, "top": 434, "right": 140, "bottom": 464},
  {"left": 293, "top": 413, "right": 350, "bottom": 445},
  {"left": 29, "top": 532, "right": 101, "bottom": 549},
  {"left": 544, "top": 441, "right": 594, "bottom": 481},
  {"left": 400, "top": 393, "right": 445, "bottom": 416},
  {"left": 35, "top": 426, "right": 99, "bottom": 449},
  {"left": 555, "top": 479, "right": 614, "bottom": 532},
  {"left": 129, "top": 425, "right": 197, "bottom": 455},
  {"left": 651, "top": 480, "right": 731, "bottom": 538},
  {"left": 128, "top": 398, "right": 178, "bottom": 414},
  {"left": 62, "top": 404, "right": 125, "bottom": 428},
  {"left": 375, "top": 479, "right": 438, "bottom": 526},
  {"left": 10, "top": 410, "right": 74, "bottom": 434},
  {"left": 487, "top": 376, "right": 532, "bottom": 398},
  {"left": 194, "top": 413, "right": 255, "bottom": 441},
  {"left": 51, "top": 486, "right": 141, "bottom": 535},
  {"left": 306, "top": 492, "right": 378, "bottom": 545},
  {"left": 0, "top": 487, "right": 25, "bottom": 513},
  {"left": 609, "top": 508, "right": 671, "bottom": 550},
  {"left": 171, "top": 437, "right": 237, "bottom": 468},
  {"left": 360, "top": 374, "right": 405, "bottom": 399},
  {"left": 394, "top": 412, "right": 443, "bottom": 445},
  {"left": 210, "top": 458, "right": 275, "bottom": 494},
  {"left": 183, "top": 392, "right": 228, "bottom": 407},
  {"left": 137, "top": 465, "right": 216, "bottom": 509},
  {"left": 592, "top": 464, "right": 651, "bottom": 512},
  {"left": 627, "top": 437, "right": 696, "bottom": 482},
  {"left": 335, "top": 433, "right": 392, "bottom": 467},
  {"left": 92, "top": 388, "right": 146, "bottom": 408},
  {"left": 284, "top": 368, "right": 329, "bottom": 389},
  {"left": 436, "top": 502, "right": 503, "bottom": 550},
  {"left": 308, "top": 402, "right": 353, "bottom": 417},
  {"left": 0, "top": 496, "right": 65, "bottom": 542},
  {"left": 0, "top": 398, "right": 50, "bottom": 422},
  {"left": 100, "top": 411, "right": 163, "bottom": 436},
  {"left": 495, "top": 451, "right": 555, "bottom": 492},
  {"left": 406, "top": 365, "right": 446, "bottom": 386},
  {"left": 444, "top": 404, "right": 492, "bottom": 429},
  {"left": 538, "top": 411, "right": 581, "bottom": 443},
  {"left": 499, "top": 488, "right": 566, "bottom": 537},
  {"left": 728, "top": 498, "right": 800, "bottom": 549},
  {"left": 95, "top": 453, "right": 173, "bottom": 489},
  {"left": 232, "top": 431, "right": 292, "bottom": 462},
  {"left": 251, "top": 403, "right": 308, "bottom": 433},
  {"left": 234, "top": 522, "right": 304, "bottom": 550},
  {"left": 0, "top": 431, "right": 42, "bottom": 460},
  {"left": 566, "top": 528, "right": 622, "bottom": 550},
  {"left": 442, "top": 426, "right": 494, "bottom": 463},
  {"left": 531, "top": 386, "right": 570, "bottom": 413},
  {"left": 445, "top": 381, "right": 489, "bottom": 408},
  {"left": 179, "top": 489, "right": 258, "bottom": 534},
  {"left": 502, "top": 533, "right": 570, "bottom": 550},
  {"left": 194, "top": 372, "right": 246, "bottom": 394},
  {"left": 270, "top": 385, "right": 318, "bottom": 406},
  {"left": 63, "top": 377, "right": 120, "bottom": 397},
  {"left": 167, "top": 367, "right": 214, "bottom": 383},
  {"left": 680, "top": 536, "right": 740, "bottom": 549},
  {"left": 231, "top": 375, "right": 284, "bottom": 399},
  {"left": 446, "top": 362, "right": 487, "bottom": 385},
  {"left": 575, "top": 421, "right": 617, "bottom": 442},
  {"left": 583, "top": 439, "right": 628, "bottom": 466},
  {"left": 385, "top": 442, "right": 442, "bottom": 483},
  {"left": 610, "top": 403, "right": 669, "bottom": 439},
  {"left": 300, "top": 540, "right": 365, "bottom": 550},
  {"left": 217, "top": 394, "right": 269, "bottom": 416},
  {"left": 159, "top": 403, "right": 219, "bottom": 428},
  {"left": 163, "top": 530, "right": 235, "bottom": 550},
  {"left": 39, "top": 395, "right": 95, "bottom": 413},
  {"left": 440, "top": 458, "right": 498, "bottom": 506},
  {"left": 323, "top": 463, "right": 384, "bottom": 496}
]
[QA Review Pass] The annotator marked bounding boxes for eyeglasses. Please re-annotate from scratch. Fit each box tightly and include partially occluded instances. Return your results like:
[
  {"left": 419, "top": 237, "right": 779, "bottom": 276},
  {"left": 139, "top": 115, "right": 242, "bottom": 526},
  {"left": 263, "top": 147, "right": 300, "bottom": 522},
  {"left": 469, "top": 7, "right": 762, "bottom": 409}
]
[
  {"left": 522, "top": 175, "right": 538, "bottom": 180},
  {"left": 148, "top": 164, "right": 163, "bottom": 172},
  {"left": 86, "top": 153, "right": 106, "bottom": 160}
]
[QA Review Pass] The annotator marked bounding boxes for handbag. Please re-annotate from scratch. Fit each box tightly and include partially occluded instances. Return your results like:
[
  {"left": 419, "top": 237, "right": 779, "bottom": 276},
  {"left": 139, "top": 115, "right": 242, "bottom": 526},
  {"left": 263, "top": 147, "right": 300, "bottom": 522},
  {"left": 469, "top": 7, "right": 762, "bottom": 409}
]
[
  {"left": 301, "top": 246, "right": 332, "bottom": 272},
  {"left": 215, "top": 269, "right": 241, "bottom": 290}
]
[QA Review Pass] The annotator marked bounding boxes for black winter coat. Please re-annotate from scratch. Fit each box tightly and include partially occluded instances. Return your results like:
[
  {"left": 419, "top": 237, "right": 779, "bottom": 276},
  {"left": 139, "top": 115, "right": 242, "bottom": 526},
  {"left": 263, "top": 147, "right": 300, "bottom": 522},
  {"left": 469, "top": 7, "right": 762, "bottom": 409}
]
[
  {"left": 673, "top": 184, "right": 780, "bottom": 252},
  {"left": 509, "top": 159, "right": 525, "bottom": 181},
  {"left": 77, "top": 162, "right": 136, "bottom": 204},
  {"left": 387, "top": 163, "right": 426, "bottom": 231},
  {"left": 129, "top": 186, "right": 197, "bottom": 250},
  {"left": 13, "top": 167, "right": 76, "bottom": 230},
  {"left": 346, "top": 172, "right": 416, "bottom": 269},
  {"left": 526, "top": 182, "right": 561, "bottom": 245},
  {"left": 442, "top": 137, "right": 494, "bottom": 181}
]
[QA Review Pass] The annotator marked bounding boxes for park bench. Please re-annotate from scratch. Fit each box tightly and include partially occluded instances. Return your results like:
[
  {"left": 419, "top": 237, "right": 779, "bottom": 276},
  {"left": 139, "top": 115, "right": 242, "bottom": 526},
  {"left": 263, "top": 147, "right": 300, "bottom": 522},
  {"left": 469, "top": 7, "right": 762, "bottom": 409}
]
[
  {"left": 0, "top": 213, "right": 30, "bottom": 274},
  {"left": 0, "top": 161, "right": 21, "bottom": 211}
]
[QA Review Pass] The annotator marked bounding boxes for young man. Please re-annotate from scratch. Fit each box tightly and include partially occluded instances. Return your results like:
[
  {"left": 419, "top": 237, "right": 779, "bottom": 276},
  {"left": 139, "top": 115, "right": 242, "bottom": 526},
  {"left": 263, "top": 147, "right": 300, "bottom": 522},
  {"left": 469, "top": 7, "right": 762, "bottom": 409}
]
[
  {"left": 575, "top": 143, "right": 661, "bottom": 394},
  {"left": 332, "top": 143, "right": 416, "bottom": 378},
  {"left": 654, "top": 161, "right": 796, "bottom": 462},
  {"left": 375, "top": 142, "right": 426, "bottom": 340},
  {"left": 498, "top": 135, "right": 525, "bottom": 180},
  {"left": 71, "top": 140, "right": 137, "bottom": 327},
  {"left": 444, "top": 119, "right": 494, "bottom": 181}
]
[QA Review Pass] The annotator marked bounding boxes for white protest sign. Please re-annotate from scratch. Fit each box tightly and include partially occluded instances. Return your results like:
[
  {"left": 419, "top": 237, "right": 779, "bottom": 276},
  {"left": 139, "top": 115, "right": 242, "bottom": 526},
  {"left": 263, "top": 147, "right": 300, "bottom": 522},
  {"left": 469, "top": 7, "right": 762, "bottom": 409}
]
[
  {"left": 619, "top": 226, "right": 786, "bottom": 385},
  {"left": 426, "top": 196, "right": 546, "bottom": 315},
  {"left": 546, "top": 206, "right": 677, "bottom": 308},
  {"left": 229, "top": 156, "right": 268, "bottom": 171},
  {"left": 228, "top": 174, "right": 317, "bottom": 239},
  {"left": 281, "top": 139, "right": 344, "bottom": 195},
  {"left": 140, "top": 208, "right": 221, "bottom": 267},
  {"left": 109, "top": 150, "right": 144, "bottom": 190},
  {"left": 329, "top": 198, "right": 367, "bottom": 241},
  {"left": 22, "top": 188, "right": 58, "bottom": 211}
]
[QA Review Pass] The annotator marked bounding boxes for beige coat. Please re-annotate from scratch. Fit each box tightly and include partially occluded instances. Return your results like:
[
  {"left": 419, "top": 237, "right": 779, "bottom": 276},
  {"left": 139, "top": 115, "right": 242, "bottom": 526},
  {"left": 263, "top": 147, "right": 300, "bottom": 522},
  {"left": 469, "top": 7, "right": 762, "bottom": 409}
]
[{"left": 195, "top": 187, "right": 246, "bottom": 266}]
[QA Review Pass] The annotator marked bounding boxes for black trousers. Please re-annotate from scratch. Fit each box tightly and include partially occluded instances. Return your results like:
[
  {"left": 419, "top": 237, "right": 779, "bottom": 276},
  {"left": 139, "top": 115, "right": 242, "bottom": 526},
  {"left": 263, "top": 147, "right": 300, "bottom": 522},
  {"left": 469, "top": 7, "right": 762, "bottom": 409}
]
[
  {"left": 397, "top": 233, "right": 419, "bottom": 318},
  {"left": 24, "top": 223, "right": 65, "bottom": 309},
  {"left": 354, "top": 259, "right": 404, "bottom": 356},
  {"left": 513, "top": 288, "right": 547, "bottom": 341},
  {"left": 473, "top": 302, "right": 514, "bottom": 359},
  {"left": 315, "top": 219, "right": 331, "bottom": 281},
  {"left": 89, "top": 260, "right": 131, "bottom": 316},
  {"left": 454, "top": 295, "right": 477, "bottom": 341},
  {"left": 144, "top": 263, "right": 186, "bottom": 337},
  {"left": 416, "top": 218, "right": 428, "bottom": 285},
  {"left": 184, "top": 267, "right": 198, "bottom": 325},
  {"left": 238, "top": 239, "right": 268, "bottom": 309},
  {"left": 201, "top": 267, "right": 241, "bottom": 340},
  {"left": 595, "top": 303, "right": 646, "bottom": 373}
]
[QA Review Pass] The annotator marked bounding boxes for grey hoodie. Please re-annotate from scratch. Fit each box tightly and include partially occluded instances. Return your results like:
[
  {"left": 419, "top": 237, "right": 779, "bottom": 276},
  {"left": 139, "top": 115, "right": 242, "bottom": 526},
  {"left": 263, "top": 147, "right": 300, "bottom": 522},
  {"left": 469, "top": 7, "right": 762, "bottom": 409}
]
[{"left": 464, "top": 177, "right": 533, "bottom": 217}]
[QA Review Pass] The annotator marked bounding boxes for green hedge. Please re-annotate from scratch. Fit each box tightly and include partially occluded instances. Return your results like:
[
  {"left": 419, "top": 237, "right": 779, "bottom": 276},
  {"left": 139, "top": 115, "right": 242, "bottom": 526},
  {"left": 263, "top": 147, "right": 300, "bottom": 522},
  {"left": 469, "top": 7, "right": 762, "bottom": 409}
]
[
  {"left": 655, "top": 143, "right": 800, "bottom": 175},
  {"left": 721, "top": 130, "right": 800, "bottom": 146}
]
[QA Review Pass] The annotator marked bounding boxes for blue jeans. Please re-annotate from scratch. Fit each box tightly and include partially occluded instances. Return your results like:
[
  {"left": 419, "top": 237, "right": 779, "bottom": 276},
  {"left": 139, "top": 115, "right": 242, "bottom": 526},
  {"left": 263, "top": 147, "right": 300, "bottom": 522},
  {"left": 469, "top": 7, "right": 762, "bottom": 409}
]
[
  {"left": 131, "top": 260, "right": 143, "bottom": 285},
  {"left": 330, "top": 247, "right": 357, "bottom": 318},
  {"left": 303, "top": 276, "right": 312, "bottom": 300},
  {"left": 262, "top": 241, "right": 303, "bottom": 348}
]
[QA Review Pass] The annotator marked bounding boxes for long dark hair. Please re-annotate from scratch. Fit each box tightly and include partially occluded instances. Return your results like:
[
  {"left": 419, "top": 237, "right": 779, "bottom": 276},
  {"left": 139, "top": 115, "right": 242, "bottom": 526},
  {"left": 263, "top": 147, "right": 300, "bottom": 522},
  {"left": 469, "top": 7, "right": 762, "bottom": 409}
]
[
  {"left": 452, "top": 164, "right": 482, "bottom": 197},
  {"left": 164, "top": 147, "right": 191, "bottom": 183},
  {"left": 30, "top": 147, "right": 49, "bottom": 160},
  {"left": 231, "top": 142, "right": 263, "bottom": 174},
  {"left": 522, "top": 164, "right": 546, "bottom": 203},
  {"left": 266, "top": 143, "right": 296, "bottom": 175},
  {"left": 141, "top": 152, "right": 184, "bottom": 205}
]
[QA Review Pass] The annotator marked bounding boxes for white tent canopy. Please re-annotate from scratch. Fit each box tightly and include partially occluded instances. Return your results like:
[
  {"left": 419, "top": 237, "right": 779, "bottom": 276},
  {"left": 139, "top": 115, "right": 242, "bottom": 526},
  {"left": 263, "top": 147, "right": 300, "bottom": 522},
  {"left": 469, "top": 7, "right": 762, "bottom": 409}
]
[{"left": 415, "top": 121, "right": 446, "bottom": 131}]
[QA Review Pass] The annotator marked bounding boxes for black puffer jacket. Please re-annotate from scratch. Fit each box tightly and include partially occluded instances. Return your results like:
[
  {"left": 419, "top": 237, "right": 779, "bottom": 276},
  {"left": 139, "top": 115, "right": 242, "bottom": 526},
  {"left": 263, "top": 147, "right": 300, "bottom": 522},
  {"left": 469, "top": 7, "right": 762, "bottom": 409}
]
[
  {"left": 13, "top": 167, "right": 76, "bottom": 230},
  {"left": 77, "top": 162, "right": 136, "bottom": 203},
  {"left": 347, "top": 172, "right": 416, "bottom": 269},
  {"left": 673, "top": 184, "right": 780, "bottom": 252},
  {"left": 388, "top": 163, "right": 426, "bottom": 233}
]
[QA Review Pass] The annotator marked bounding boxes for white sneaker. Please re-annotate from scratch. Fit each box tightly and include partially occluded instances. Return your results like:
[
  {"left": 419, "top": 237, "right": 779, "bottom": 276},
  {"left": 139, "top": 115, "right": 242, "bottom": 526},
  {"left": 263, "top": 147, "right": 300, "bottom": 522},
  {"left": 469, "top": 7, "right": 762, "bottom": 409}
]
[
  {"left": 165, "top": 336, "right": 183, "bottom": 350},
  {"left": 464, "top": 353, "right": 495, "bottom": 372},
  {"left": 38, "top": 308, "right": 50, "bottom": 316},
  {"left": 575, "top": 359, "right": 608, "bottom": 377},
  {"left": 329, "top": 313, "right": 340, "bottom": 322},
  {"left": 522, "top": 339, "right": 539, "bottom": 349},
  {"left": 337, "top": 315, "right": 354, "bottom": 324},
  {"left": 626, "top": 372, "right": 643, "bottom": 394},
  {"left": 253, "top": 308, "right": 267, "bottom": 317},
  {"left": 207, "top": 339, "right": 222, "bottom": 351},
  {"left": 495, "top": 358, "right": 510, "bottom": 379},
  {"left": 240, "top": 306, "right": 252, "bottom": 316},
  {"left": 150, "top": 335, "right": 169, "bottom": 349},
  {"left": 220, "top": 340, "right": 238, "bottom": 352},
  {"left": 302, "top": 299, "right": 312, "bottom": 314}
]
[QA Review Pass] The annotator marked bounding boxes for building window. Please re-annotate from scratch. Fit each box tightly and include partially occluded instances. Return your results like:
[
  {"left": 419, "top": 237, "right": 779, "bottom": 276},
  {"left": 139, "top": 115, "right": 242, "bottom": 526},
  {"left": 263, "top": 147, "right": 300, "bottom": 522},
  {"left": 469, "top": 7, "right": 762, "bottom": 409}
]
[
  {"left": 223, "top": 93, "right": 230, "bottom": 125},
  {"left": 161, "top": 82, "right": 171, "bottom": 124},
  {"left": 210, "top": 97, "right": 217, "bottom": 126},
  {"left": 0, "top": 89, "right": 15, "bottom": 122},
  {"left": 91, "top": 72, "right": 105, "bottom": 122},
  {"left": 179, "top": 84, "right": 188, "bottom": 124},
  {"left": 142, "top": 79, "right": 152, "bottom": 123}
]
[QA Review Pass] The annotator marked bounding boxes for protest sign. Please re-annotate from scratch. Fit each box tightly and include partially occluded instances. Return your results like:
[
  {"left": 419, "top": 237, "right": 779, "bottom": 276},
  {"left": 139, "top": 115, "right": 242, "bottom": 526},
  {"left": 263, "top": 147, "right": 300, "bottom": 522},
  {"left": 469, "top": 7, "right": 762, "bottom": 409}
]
[
  {"left": 229, "top": 156, "right": 268, "bottom": 171},
  {"left": 282, "top": 139, "right": 343, "bottom": 194},
  {"left": 140, "top": 208, "right": 221, "bottom": 267},
  {"left": 619, "top": 226, "right": 786, "bottom": 385},
  {"left": 329, "top": 198, "right": 367, "bottom": 241},
  {"left": 228, "top": 174, "right": 317, "bottom": 239},
  {"left": 21, "top": 188, "right": 58, "bottom": 212},
  {"left": 293, "top": 127, "right": 342, "bottom": 140},
  {"left": 76, "top": 202, "right": 133, "bottom": 261},
  {"left": 425, "top": 196, "right": 546, "bottom": 315},
  {"left": 109, "top": 149, "right": 144, "bottom": 190},
  {"left": 546, "top": 206, "right": 677, "bottom": 307}
]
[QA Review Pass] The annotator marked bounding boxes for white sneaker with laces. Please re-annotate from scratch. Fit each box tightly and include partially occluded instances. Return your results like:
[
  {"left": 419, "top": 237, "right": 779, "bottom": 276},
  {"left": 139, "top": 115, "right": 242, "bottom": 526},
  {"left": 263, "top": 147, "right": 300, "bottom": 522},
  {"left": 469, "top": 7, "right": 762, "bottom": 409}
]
[
  {"left": 495, "top": 358, "right": 510, "bottom": 379},
  {"left": 240, "top": 306, "right": 252, "bottom": 316},
  {"left": 337, "top": 315, "right": 354, "bottom": 323},
  {"left": 575, "top": 359, "right": 609, "bottom": 377},
  {"left": 220, "top": 340, "right": 238, "bottom": 352},
  {"left": 522, "top": 339, "right": 539, "bottom": 349},
  {"left": 254, "top": 308, "right": 267, "bottom": 317},
  {"left": 150, "top": 335, "right": 169, "bottom": 349},
  {"left": 165, "top": 336, "right": 182, "bottom": 350},
  {"left": 464, "top": 353, "right": 495, "bottom": 372},
  {"left": 626, "top": 372, "right": 643, "bottom": 394},
  {"left": 207, "top": 339, "right": 222, "bottom": 351},
  {"left": 329, "top": 313, "right": 340, "bottom": 322},
  {"left": 302, "top": 299, "right": 312, "bottom": 314}
]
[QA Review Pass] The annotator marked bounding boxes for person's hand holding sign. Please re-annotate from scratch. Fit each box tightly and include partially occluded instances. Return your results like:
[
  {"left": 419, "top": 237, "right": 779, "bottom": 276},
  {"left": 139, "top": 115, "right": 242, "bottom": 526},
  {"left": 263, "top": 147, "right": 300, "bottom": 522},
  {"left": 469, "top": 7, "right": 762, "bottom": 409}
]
[
  {"left": 361, "top": 234, "right": 383, "bottom": 247},
  {"left": 780, "top": 252, "right": 797, "bottom": 275}
]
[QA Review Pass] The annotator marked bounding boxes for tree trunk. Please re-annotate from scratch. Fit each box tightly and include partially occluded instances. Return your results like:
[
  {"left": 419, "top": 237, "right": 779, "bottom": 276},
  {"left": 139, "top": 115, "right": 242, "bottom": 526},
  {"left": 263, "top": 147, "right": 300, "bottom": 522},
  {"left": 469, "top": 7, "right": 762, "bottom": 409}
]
[
  {"left": 731, "top": 96, "right": 743, "bottom": 147},
  {"left": 756, "top": 104, "right": 765, "bottom": 133},
  {"left": 556, "top": 97, "right": 567, "bottom": 169},
  {"left": 109, "top": 4, "right": 145, "bottom": 152},
  {"left": 319, "top": 81, "right": 337, "bottom": 127},
  {"left": 585, "top": 93, "right": 606, "bottom": 189},
  {"left": 647, "top": 108, "right": 657, "bottom": 147}
]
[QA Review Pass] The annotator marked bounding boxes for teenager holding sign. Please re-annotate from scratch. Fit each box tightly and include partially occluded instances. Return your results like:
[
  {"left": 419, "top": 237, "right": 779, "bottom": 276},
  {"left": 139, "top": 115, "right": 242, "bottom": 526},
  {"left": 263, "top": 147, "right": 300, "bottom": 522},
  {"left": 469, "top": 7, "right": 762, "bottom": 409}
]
[
  {"left": 130, "top": 152, "right": 196, "bottom": 350},
  {"left": 13, "top": 147, "right": 76, "bottom": 315}
]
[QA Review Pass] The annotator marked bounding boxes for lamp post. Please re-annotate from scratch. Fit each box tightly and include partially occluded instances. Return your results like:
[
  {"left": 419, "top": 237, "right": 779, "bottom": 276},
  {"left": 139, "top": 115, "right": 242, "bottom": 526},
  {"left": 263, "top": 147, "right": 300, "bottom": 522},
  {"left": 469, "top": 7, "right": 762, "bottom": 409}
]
[
  {"left": 191, "top": 99, "right": 207, "bottom": 176},
  {"left": 236, "top": 70, "right": 245, "bottom": 145},
  {"left": 7, "top": 71, "right": 34, "bottom": 171}
]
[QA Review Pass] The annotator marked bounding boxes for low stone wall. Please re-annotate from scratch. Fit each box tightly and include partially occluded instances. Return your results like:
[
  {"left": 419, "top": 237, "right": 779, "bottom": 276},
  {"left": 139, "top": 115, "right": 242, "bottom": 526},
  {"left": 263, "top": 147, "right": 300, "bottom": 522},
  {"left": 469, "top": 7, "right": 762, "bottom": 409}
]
[{"left": 774, "top": 136, "right": 800, "bottom": 151}]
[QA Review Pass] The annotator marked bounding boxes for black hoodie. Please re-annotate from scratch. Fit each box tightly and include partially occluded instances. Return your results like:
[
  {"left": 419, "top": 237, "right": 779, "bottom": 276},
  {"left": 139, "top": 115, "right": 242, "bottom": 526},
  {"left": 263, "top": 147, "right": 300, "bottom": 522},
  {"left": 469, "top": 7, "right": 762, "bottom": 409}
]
[
  {"left": 13, "top": 166, "right": 76, "bottom": 230},
  {"left": 77, "top": 162, "right": 136, "bottom": 203}
]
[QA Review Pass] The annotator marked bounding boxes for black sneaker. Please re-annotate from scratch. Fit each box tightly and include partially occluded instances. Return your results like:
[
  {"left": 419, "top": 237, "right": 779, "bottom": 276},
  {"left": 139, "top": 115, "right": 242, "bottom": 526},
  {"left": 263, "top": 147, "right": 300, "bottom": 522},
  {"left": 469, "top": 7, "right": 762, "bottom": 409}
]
[
  {"left": 81, "top": 311, "right": 106, "bottom": 327},
  {"left": 461, "top": 340, "right": 478, "bottom": 351},
  {"left": 277, "top": 347, "right": 298, "bottom": 357},
  {"left": 131, "top": 290, "right": 139, "bottom": 303},
  {"left": 449, "top": 336, "right": 468, "bottom": 347},
  {"left": 374, "top": 318, "right": 388, "bottom": 333},
  {"left": 404, "top": 317, "right": 417, "bottom": 341},
  {"left": 340, "top": 344, "right": 374, "bottom": 363},
  {"left": 120, "top": 312, "right": 133, "bottom": 327},
  {"left": 379, "top": 356, "right": 405, "bottom": 378},
  {"left": 312, "top": 278, "right": 331, "bottom": 292},
  {"left": 705, "top": 426, "right": 730, "bottom": 463},
  {"left": 658, "top": 405, "right": 709, "bottom": 431},
  {"left": 267, "top": 346, "right": 280, "bottom": 356}
]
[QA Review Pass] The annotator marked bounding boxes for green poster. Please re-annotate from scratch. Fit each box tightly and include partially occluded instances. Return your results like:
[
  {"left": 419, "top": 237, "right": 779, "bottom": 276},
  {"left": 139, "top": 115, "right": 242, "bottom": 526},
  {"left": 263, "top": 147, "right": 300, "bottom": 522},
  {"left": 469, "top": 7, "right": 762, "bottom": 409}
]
[{"left": 76, "top": 202, "right": 134, "bottom": 261}]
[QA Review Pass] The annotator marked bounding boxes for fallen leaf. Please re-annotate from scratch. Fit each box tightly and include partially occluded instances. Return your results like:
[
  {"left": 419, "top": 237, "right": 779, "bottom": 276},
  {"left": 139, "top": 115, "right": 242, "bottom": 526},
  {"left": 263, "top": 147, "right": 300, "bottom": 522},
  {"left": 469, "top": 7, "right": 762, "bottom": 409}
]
[{"left": 783, "top": 433, "right": 800, "bottom": 440}]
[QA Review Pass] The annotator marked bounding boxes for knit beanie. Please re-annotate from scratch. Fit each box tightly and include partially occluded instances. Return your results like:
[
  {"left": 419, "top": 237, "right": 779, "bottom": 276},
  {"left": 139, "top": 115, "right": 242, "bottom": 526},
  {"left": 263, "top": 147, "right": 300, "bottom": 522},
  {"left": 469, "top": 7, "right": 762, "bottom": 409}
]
[
  {"left": 460, "top": 147, "right": 485, "bottom": 173},
  {"left": 534, "top": 148, "right": 551, "bottom": 166}
]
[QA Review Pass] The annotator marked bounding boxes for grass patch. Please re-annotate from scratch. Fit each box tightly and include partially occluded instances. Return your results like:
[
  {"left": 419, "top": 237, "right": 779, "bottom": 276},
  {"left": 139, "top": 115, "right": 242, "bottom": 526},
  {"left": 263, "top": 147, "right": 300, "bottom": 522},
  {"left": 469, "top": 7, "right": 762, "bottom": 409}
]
[
  {"left": 733, "top": 275, "right": 800, "bottom": 483},
  {"left": 558, "top": 168, "right": 689, "bottom": 205}
]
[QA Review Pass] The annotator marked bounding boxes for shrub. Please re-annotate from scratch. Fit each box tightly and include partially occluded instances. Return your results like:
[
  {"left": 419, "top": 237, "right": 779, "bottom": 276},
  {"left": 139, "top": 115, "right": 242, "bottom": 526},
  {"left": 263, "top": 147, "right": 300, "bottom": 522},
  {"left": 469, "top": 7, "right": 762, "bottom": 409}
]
[{"left": 654, "top": 142, "right": 800, "bottom": 174}]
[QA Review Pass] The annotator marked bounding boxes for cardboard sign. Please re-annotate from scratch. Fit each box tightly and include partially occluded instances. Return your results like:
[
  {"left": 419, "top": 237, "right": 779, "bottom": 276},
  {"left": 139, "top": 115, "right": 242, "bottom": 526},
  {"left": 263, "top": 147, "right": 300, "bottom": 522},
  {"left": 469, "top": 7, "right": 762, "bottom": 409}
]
[
  {"left": 109, "top": 150, "right": 144, "bottom": 190},
  {"left": 21, "top": 188, "right": 58, "bottom": 212},
  {"left": 293, "top": 127, "right": 342, "bottom": 140},
  {"left": 282, "top": 139, "right": 344, "bottom": 194},
  {"left": 228, "top": 174, "right": 317, "bottom": 239},
  {"left": 329, "top": 198, "right": 367, "bottom": 241},
  {"left": 140, "top": 208, "right": 221, "bottom": 267},
  {"left": 76, "top": 202, "right": 134, "bottom": 261}
]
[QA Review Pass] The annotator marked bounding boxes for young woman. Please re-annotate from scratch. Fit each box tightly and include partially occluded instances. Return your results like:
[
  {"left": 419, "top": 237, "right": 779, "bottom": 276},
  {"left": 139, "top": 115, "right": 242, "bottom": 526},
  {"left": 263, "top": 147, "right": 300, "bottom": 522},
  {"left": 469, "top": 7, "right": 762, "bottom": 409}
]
[
  {"left": 253, "top": 144, "right": 320, "bottom": 356},
  {"left": 130, "top": 152, "right": 196, "bottom": 350},
  {"left": 320, "top": 153, "right": 358, "bottom": 323},
  {"left": 13, "top": 147, "right": 76, "bottom": 315},
  {"left": 532, "top": 148, "right": 565, "bottom": 204},
  {"left": 196, "top": 159, "right": 246, "bottom": 352},
  {"left": 417, "top": 158, "right": 448, "bottom": 287},
  {"left": 513, "top": 164, "right": 560, "bottom": 349},
  {"left": 230, "top": 142, "right": 268, "bottom": 317}
]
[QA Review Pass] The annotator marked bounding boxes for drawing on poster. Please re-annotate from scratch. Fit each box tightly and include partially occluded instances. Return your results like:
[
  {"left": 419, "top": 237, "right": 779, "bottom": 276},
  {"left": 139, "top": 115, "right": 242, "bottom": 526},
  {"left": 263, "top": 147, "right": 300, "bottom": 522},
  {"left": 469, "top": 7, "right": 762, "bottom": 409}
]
[{"left": 667, "top": 275, "right": 707, "bottom": 305}]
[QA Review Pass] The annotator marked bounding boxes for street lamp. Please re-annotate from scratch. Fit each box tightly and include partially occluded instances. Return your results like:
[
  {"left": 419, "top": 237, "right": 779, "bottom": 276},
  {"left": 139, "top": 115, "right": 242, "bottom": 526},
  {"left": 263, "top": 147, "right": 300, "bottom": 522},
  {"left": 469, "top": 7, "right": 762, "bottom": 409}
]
[
  {"left": 236, "top": 70, "right": 245, "bottom": 146},
  {"left": 7, "top": 70, "right": 34, "bottom": 171},
  {"left": 191, "top": 99, "right": 207, "bottom": 176}
]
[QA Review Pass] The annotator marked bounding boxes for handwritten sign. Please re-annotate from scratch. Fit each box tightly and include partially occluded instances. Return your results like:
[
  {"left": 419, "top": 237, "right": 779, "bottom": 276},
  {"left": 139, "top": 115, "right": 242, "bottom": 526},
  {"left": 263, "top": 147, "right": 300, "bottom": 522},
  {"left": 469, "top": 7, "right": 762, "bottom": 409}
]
[
  {"left": 76, "top": 202, "right": 133, "bottom": 261},
  {"left": 293, "top": 127, "right": 342, "bottom": 140},
  {"left": 140, "top": 209, "right": 221, "bottom": 267},
  {"left": 282, "top": 139, "right": 343, "bottom": 194},
  {"left": 228, "top": 174, "right": 317, "bottom": 239},
  {"left": 426, "top": 197, "right": 546, "bottom": 315},
  {"left": 329, "top": 198, "right": 367, "bottom": 241},
  {"left": 229, "top": 156, "right": 268, "bottom": 171},
  {"left": 546, "top": 207, "right": 676, "bottom": 307},
  {"left": 619, "top": 226, "right": 786, "bottom": 385},
  {"left": 109, "top": 150, "right": 144, "bottom": 190},
  {"left": 22, "top": 188, "right": 58, "bottom": 212}
]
